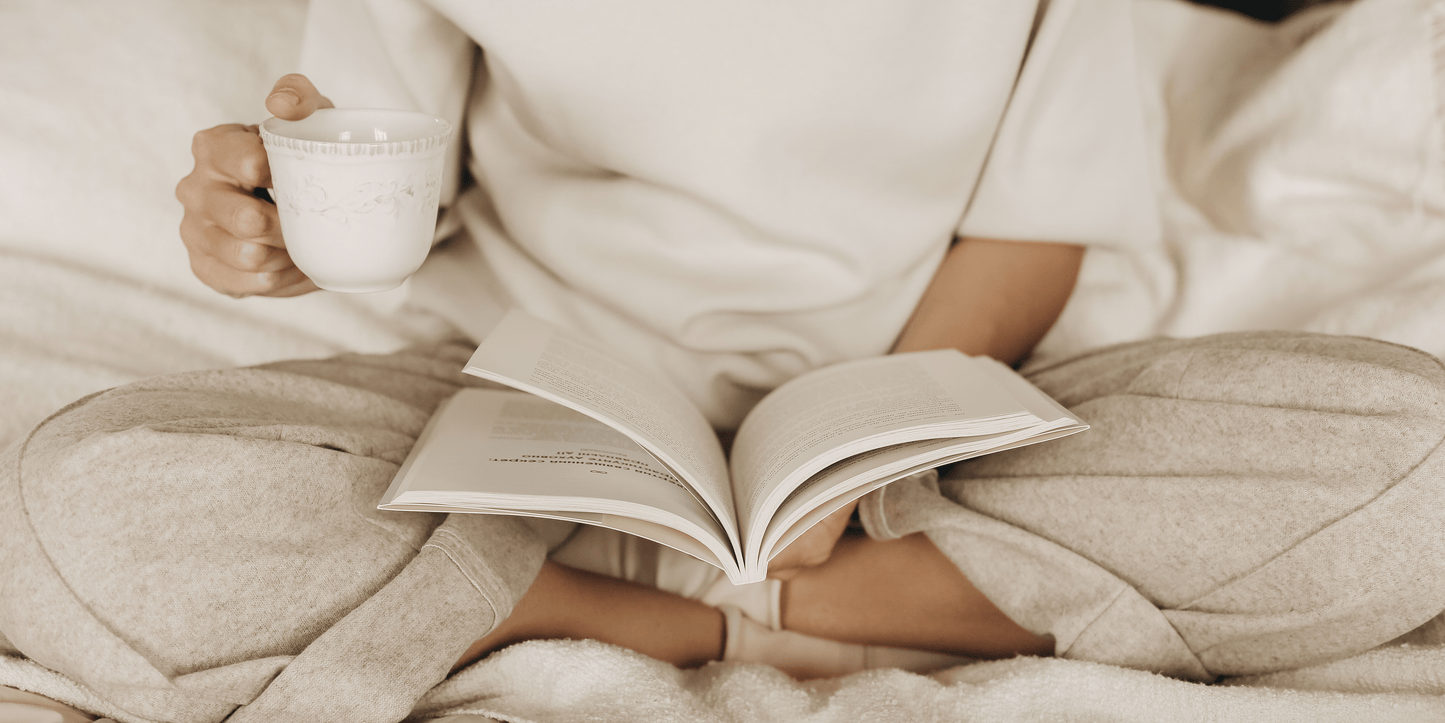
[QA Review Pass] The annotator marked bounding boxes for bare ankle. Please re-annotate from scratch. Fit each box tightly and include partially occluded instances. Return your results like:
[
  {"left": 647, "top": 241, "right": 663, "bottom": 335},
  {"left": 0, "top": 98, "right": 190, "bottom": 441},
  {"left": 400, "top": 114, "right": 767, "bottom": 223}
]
[{"left": 452, "top": 561, "right": 727, "bottom": 673}]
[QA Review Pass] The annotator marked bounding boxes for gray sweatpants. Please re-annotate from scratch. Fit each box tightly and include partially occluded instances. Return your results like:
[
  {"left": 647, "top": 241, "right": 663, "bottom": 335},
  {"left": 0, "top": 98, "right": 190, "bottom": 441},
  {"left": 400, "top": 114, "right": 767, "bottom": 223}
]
[
  {"left": 860, "top": 332, "right": 1445, "bottom": 680},
  {"left": 2, "top": 331, "right": 1443, "bottom": 723}
]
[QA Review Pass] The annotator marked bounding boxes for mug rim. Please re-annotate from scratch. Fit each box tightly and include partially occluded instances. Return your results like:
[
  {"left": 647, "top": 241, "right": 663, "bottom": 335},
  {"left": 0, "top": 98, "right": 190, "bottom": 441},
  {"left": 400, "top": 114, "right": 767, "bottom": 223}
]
[{"left": 260, "top": 108, "right": 452, "bottom": 157}]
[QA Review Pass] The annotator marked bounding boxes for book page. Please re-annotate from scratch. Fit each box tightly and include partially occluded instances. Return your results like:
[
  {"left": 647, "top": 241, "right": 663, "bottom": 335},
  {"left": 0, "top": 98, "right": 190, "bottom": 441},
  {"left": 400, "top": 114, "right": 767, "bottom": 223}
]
[
  {"left": 379, "top": 388, "right": 736, "bottom": 570},
  {"left": 728, "top": 350, "right": 1044, "bottom": 549},
  {"left": 482, "top": 509, "right": 735, "bottom": 576},
  {"left": 974, "top": 356, "right": 1078, "bottom": 422},
  {"left": 461, "top": 311, "right": 738, "bottom": 550},
  {"left": 755, "top": 423, "right": 1084, "bottom": 566}
]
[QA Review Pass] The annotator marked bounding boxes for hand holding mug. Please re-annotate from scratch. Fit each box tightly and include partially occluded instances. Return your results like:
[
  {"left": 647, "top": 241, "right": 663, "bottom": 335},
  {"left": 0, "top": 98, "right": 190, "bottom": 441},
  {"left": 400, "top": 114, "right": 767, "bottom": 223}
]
[
  {"left": 176, "top": 74, "right": 333, "bottom": 298},
  {"left": 177, "top": 74, "right": 452, "bottom": 296}
]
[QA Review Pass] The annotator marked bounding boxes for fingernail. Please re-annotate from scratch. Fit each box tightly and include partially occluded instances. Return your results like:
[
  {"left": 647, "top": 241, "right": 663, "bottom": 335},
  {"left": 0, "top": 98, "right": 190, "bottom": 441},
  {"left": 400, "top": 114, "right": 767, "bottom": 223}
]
[{"left": 267, "top": 89, "right": 299, "bottom": 106}]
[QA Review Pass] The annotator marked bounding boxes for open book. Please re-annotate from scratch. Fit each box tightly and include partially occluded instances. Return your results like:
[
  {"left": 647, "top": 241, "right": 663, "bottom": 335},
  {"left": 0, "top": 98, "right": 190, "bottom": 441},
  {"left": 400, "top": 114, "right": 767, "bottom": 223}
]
[{"left": 379, "top": 310, "right": 1086, "bottom": 584}]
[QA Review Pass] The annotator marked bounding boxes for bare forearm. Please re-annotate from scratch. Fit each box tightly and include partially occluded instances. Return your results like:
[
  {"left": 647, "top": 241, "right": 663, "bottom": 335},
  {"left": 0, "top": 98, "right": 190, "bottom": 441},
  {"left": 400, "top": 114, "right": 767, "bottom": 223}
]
[
  {"left": 772, "top": 237, "right": 1083, "bottom": 579},
  {"left": 893, "top": 237, "right": 1084, "bottom": 366}
]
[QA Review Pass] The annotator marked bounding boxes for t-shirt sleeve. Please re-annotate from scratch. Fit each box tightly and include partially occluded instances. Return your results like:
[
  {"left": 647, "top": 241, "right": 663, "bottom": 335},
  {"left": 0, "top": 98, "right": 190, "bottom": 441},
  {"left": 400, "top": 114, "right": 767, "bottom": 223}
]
[
  {"left": 297, "top": 0, "right": 476, "bottom": 207},
  {"left": 958, "top": 0, "right": 1160, "bottom": 252}
]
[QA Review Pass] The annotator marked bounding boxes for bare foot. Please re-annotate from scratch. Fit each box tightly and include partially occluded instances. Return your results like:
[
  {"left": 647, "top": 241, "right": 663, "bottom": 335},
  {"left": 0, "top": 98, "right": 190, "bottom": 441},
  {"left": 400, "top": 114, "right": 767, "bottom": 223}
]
[{"left": 779, "top": 532, "right": 1053, "bottom": 658}]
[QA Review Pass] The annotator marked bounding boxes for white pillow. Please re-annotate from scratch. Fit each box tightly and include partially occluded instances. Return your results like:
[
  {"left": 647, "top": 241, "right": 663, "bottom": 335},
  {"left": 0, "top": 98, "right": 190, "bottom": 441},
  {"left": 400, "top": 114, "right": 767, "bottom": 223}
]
[{"left": 1037, "top": 0, "right": 1445, "bottom": 367}]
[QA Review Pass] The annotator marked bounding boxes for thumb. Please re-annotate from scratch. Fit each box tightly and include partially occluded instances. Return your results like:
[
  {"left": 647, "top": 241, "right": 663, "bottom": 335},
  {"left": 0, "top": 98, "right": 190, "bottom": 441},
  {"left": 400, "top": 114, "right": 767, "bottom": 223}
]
[{"left": 265, "top": 73, "right": 335, "bottom": 120}]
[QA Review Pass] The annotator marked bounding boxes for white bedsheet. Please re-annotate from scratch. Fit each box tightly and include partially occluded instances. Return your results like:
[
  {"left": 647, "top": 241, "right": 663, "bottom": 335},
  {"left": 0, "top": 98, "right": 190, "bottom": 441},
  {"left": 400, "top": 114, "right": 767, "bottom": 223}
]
[
  {"left": 0, "top": 1, "right": 454, "bottom": 449},
  {"left": 2, "top": 0, "right": 1443, "bottom": 721},
  {"left": 1030, "top": 0, "right": 1445, "bottom": 370}
]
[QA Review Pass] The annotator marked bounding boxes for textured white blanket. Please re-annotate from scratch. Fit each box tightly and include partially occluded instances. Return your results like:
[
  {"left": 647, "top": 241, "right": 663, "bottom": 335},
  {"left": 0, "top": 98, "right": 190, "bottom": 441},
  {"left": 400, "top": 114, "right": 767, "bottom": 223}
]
[
  {"left": 2, "top": 0, "right": 1443, "bottom": 720},
  {"left": 7, "top": 637, "right": 1445, "bottom": 723}
]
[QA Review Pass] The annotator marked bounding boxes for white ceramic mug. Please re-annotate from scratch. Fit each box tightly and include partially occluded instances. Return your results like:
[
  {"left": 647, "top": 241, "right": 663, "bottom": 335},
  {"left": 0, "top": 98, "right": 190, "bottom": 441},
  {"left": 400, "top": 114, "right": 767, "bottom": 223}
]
[{"left": 260, "top": 109, "right": 452, "bottom": 293}]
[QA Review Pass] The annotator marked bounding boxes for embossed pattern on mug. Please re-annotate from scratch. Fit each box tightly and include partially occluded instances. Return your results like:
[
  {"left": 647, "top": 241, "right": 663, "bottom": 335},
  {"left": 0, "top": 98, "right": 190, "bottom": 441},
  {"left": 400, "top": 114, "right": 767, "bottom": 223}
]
[{"left": 260, "top": 109, "right": 453, "bottom": 292}]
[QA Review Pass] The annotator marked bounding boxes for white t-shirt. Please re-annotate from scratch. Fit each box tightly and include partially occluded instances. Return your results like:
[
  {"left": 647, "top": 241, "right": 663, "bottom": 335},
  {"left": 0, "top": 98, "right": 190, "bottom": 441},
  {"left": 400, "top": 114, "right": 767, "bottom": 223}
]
[{"left": 300, "top": 0, "right": 1157, "bottom": 429}]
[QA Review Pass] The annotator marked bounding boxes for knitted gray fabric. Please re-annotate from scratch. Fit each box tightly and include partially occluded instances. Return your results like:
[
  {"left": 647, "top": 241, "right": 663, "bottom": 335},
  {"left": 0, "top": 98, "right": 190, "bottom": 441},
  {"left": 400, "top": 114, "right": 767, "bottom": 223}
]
[
  {"left": 861, "top": 332, "right": 1445, "bottom": 680},
  {"left": 0, "top": 341, "right": 548, "bottom": 723}
]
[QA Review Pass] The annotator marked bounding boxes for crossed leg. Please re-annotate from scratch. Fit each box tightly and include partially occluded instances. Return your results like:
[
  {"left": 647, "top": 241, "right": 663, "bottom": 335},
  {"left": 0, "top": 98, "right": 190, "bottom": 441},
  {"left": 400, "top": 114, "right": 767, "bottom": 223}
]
[{"left": 451, "top": 530, "right": 1051, "bottom": 675}]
